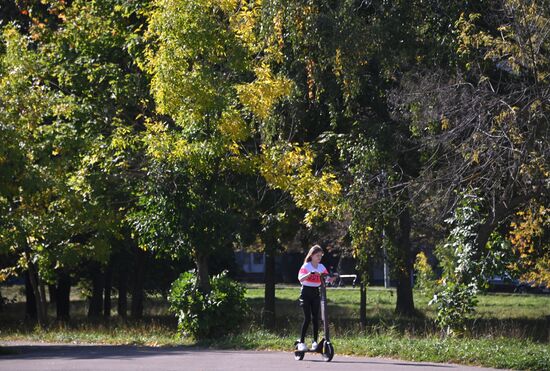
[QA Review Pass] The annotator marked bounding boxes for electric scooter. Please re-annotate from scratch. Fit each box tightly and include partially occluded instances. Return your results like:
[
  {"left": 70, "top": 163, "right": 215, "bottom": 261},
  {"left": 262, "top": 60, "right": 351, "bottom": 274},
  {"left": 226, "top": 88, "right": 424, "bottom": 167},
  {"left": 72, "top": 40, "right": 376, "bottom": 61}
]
[{"left": 294, "top": 272, "right": 336, "bottom": 362}]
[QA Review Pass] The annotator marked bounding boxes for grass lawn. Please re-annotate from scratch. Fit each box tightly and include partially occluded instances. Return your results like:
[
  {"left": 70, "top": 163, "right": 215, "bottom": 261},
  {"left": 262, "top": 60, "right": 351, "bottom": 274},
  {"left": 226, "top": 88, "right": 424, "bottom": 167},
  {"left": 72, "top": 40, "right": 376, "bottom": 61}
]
[{"left": 1, "top": 284, "right": 549, "bottom": 370}]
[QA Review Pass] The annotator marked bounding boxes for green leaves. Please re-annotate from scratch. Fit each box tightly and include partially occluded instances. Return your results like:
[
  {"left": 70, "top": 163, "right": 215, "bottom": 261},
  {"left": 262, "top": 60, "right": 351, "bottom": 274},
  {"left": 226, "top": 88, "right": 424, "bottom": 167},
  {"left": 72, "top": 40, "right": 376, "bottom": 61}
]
[
  {"left": 431, "top": 191, "right": 516, "bottom": 336},
  {"left": 168, "top": 270, "right": 249, "bottom": 339},
  {"left": 431, "top": 192, "right": 484, "bottom": 334},
  {"left": 0, "top": 1, "right": 152, "bottom": 289}
]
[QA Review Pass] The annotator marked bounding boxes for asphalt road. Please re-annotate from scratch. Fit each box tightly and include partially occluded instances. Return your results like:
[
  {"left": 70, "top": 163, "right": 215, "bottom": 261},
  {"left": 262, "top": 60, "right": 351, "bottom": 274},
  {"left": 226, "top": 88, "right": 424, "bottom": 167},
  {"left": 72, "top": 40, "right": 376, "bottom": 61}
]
[{"left": 0, "top": 342, "right": 505, "bottom": 371}]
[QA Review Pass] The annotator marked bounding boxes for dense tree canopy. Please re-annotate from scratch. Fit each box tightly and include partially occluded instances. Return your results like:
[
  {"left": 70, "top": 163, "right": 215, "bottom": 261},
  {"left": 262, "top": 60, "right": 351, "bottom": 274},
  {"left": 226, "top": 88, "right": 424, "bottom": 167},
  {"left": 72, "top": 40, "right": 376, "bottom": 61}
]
[{"left": 1, "top": 0, "right": 548, "bottom": 331}]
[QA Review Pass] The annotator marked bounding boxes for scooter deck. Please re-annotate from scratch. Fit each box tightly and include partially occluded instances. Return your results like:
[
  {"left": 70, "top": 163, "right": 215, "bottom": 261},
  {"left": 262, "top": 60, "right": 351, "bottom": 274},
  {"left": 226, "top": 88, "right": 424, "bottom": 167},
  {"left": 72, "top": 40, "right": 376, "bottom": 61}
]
[
  {"left": 294, "top": 339, "right": 326, "bottom": 353},
  {"left": 294, "top": 338, "right": 334, "bottom": 362}
]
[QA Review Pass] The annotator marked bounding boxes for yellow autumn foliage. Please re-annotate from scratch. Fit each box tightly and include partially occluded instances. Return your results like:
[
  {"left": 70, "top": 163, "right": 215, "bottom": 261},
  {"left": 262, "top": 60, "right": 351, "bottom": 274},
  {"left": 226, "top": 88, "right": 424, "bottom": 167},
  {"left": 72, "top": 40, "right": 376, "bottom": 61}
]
[
  {"left": 260, "top": 143, "right": 341, "bottom": 226},
  {"left": 509, "top": 204, "right": 550, "bottom": 286},
  {"left": 456, "top": 1, "right": 549, "bottom": 82},
  {"left": 236, "top": 63, "right": 293, "bottom": 120},
  {"left": 229, "top": 0, "right": 261, "bottom": 51},
  {"left": 218, "top": 108, "right": 250, "bottom": 142},
  {"left": 414, "top": 251, "right": 437, "bottom": 293}
]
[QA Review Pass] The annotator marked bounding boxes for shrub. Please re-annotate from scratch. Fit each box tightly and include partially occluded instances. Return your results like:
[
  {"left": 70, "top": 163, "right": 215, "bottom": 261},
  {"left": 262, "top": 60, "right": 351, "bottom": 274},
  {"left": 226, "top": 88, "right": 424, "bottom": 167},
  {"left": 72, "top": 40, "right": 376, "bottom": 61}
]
[
  {"left": 168, "top": 270, "right": 249, "bottom": 339},
  {"left": 414, "top": 251, "right": 437, "bottom": 295},
  {"left": 431, "top": 192, "right": 483, "bottom": 336}
]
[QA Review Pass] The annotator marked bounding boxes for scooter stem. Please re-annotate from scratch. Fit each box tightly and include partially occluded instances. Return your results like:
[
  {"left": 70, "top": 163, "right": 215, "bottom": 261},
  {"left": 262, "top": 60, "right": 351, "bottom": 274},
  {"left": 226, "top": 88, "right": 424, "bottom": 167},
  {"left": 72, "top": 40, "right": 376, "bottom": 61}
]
[{"left": 320, "top": 274, "right": 330, "bottom": 341}]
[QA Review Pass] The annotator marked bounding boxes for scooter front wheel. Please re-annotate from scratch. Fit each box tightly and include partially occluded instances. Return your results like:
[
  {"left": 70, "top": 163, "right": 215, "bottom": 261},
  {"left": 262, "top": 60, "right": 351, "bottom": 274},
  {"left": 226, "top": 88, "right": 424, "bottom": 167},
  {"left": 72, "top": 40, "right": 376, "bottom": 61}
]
[
  {"left": 322, "top": 342, "right": 334, "bottom": 362},
  {"left": 293, "top": 340, "right": 305, "bottom": 360}
]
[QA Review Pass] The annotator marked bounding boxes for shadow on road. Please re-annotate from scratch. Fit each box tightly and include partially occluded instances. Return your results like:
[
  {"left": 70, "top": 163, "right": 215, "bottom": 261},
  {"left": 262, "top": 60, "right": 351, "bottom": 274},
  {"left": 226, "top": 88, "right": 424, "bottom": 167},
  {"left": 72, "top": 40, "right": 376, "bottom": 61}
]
[
  {"left": 305, "top": 358, "right": 452, "bottom": 368},
  {"left": 1, "top": 344, "right": 197, "bottom": 360}
]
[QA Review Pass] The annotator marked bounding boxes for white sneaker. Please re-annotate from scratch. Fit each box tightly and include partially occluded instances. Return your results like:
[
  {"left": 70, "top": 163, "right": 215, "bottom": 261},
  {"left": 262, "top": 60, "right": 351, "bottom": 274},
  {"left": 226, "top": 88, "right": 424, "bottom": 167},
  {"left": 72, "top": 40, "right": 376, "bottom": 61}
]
[
  {"left": 297, "top": 342, "right": 308, "bottom": 352},
  {"left": 311, "top": 341, "right": 318, "bottom": 351}
]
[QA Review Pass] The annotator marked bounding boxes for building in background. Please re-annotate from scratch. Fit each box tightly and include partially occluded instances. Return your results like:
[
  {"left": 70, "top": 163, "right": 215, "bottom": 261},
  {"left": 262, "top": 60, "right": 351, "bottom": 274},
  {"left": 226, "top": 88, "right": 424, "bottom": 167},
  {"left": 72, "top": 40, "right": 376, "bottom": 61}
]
[{"left": 234, "top": 250, "right": 392, "bottom": 286}]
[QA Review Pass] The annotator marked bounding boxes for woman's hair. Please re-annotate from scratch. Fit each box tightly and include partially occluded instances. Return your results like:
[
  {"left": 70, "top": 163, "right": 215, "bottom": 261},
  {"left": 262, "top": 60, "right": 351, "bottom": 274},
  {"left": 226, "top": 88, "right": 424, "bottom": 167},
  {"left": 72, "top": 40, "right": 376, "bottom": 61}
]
[{"left": 304, "top": 245, "right": 323, "bottom": 263}]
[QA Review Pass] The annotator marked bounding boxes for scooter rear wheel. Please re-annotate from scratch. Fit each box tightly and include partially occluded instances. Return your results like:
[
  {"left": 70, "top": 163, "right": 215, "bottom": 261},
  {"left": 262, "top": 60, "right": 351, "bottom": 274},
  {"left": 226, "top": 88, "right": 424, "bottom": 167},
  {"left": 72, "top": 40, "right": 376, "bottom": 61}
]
[{"left": 322, "top": 342, "right": 334, "bottom": 362}]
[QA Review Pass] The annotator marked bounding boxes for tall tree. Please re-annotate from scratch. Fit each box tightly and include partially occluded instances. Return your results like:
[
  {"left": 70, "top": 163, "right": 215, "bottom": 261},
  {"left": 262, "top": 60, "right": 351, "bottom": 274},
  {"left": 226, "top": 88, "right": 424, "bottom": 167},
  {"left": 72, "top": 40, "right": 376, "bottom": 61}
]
[
  {"left": 260, "top": 0, "right": 428, "bottom": 315},
  {"left": 389, "top": 0, "right": 549, "bottom": 329},
  {"left": 393, "top": 0, "right": 549, "bottom": 275},
  {"left": 0, "top": 0, "right": 152, "bottom": 322},
  {"left": 142, "top": 0, "right": 340, "bottom": 293}
]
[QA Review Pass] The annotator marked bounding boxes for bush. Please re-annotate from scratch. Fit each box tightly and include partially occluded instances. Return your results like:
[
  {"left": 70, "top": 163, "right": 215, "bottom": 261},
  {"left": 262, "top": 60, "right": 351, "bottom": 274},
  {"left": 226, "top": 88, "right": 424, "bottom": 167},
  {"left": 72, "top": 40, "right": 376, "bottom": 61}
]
[
  {"left": 414, "top": 251, "right": 437, "bottom": 295},
  {"left": 430, "top": 280, "right": 478, "bottom": 336},
  {"left": 430, "top": 192, "right": 483, "bottom": 336},
  {"left": 168, "top": 270, "right": 249, "bottom": 339}
]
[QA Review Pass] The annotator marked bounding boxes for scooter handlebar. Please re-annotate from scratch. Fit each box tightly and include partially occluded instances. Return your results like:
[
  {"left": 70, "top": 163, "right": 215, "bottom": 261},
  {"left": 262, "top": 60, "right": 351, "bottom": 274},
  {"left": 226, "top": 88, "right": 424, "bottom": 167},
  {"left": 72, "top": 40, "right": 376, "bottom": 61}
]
[{"left": 311, "top": 271, "right": 338, "bottom": 276}]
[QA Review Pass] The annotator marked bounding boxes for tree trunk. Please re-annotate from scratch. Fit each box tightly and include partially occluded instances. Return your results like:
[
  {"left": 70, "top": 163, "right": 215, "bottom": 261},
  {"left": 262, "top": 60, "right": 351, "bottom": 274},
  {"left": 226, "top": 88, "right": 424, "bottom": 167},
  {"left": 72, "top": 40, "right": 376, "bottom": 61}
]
[
  {"left": 472, "top": 195, "right": 531, "bottom": 260},
  {"left": 26, "top": 258, "right": 47, "bottom": 326},
  {"left": 396, "top": 268, "right": 415, "bottom": 316},
  {"left": 395, "top": 207, "right": 415, "bottom": 316},
  {"left": 114, "top": 242, "right": 129, "bottom": 318},
  {"left": 38, "top": 278, "right": 48, "bottom": 318},
  {"left": 117, "top": 270, "right": 128, "bottom": 318},
  {"left": 56, "top": 272, "right": 71, "bottom": 321},
  {"left": 130, "top": 245, "right": 146, "bottom": 318},
  {"left": 24, "top": 271, "right": 37, "bottom": 320},
  {"left": 48, "top": 284, "right": 56, "bottom": 305},
  {"left": 195, "top": 250, "right": 211, "bottom": 294},
  {"left": 104, "top": 263, "right": 112, "bottom": 318},
  {"left": 263, "top": 243, "right": 276, "bottom": 328},
  {"left": 88, "top": 264, "right": 104, "bottom": 318},
  {"left": 360, "top": 281, "right": 367, "bottom": 330}
]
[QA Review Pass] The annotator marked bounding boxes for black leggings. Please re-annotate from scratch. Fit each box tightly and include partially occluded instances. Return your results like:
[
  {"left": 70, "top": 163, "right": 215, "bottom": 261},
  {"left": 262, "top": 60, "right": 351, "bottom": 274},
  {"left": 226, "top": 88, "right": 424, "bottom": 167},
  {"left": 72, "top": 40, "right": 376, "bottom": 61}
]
[{"left": 299, "top": 286, "right": 320, "bottom": 343}]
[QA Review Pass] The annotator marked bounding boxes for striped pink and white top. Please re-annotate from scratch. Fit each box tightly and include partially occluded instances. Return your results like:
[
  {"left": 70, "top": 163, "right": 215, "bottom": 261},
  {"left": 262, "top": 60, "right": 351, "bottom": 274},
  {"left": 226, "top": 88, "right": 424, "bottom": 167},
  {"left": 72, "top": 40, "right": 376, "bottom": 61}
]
[{"left": 298, "top": 262, "right": 328, "bottom": 287}]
